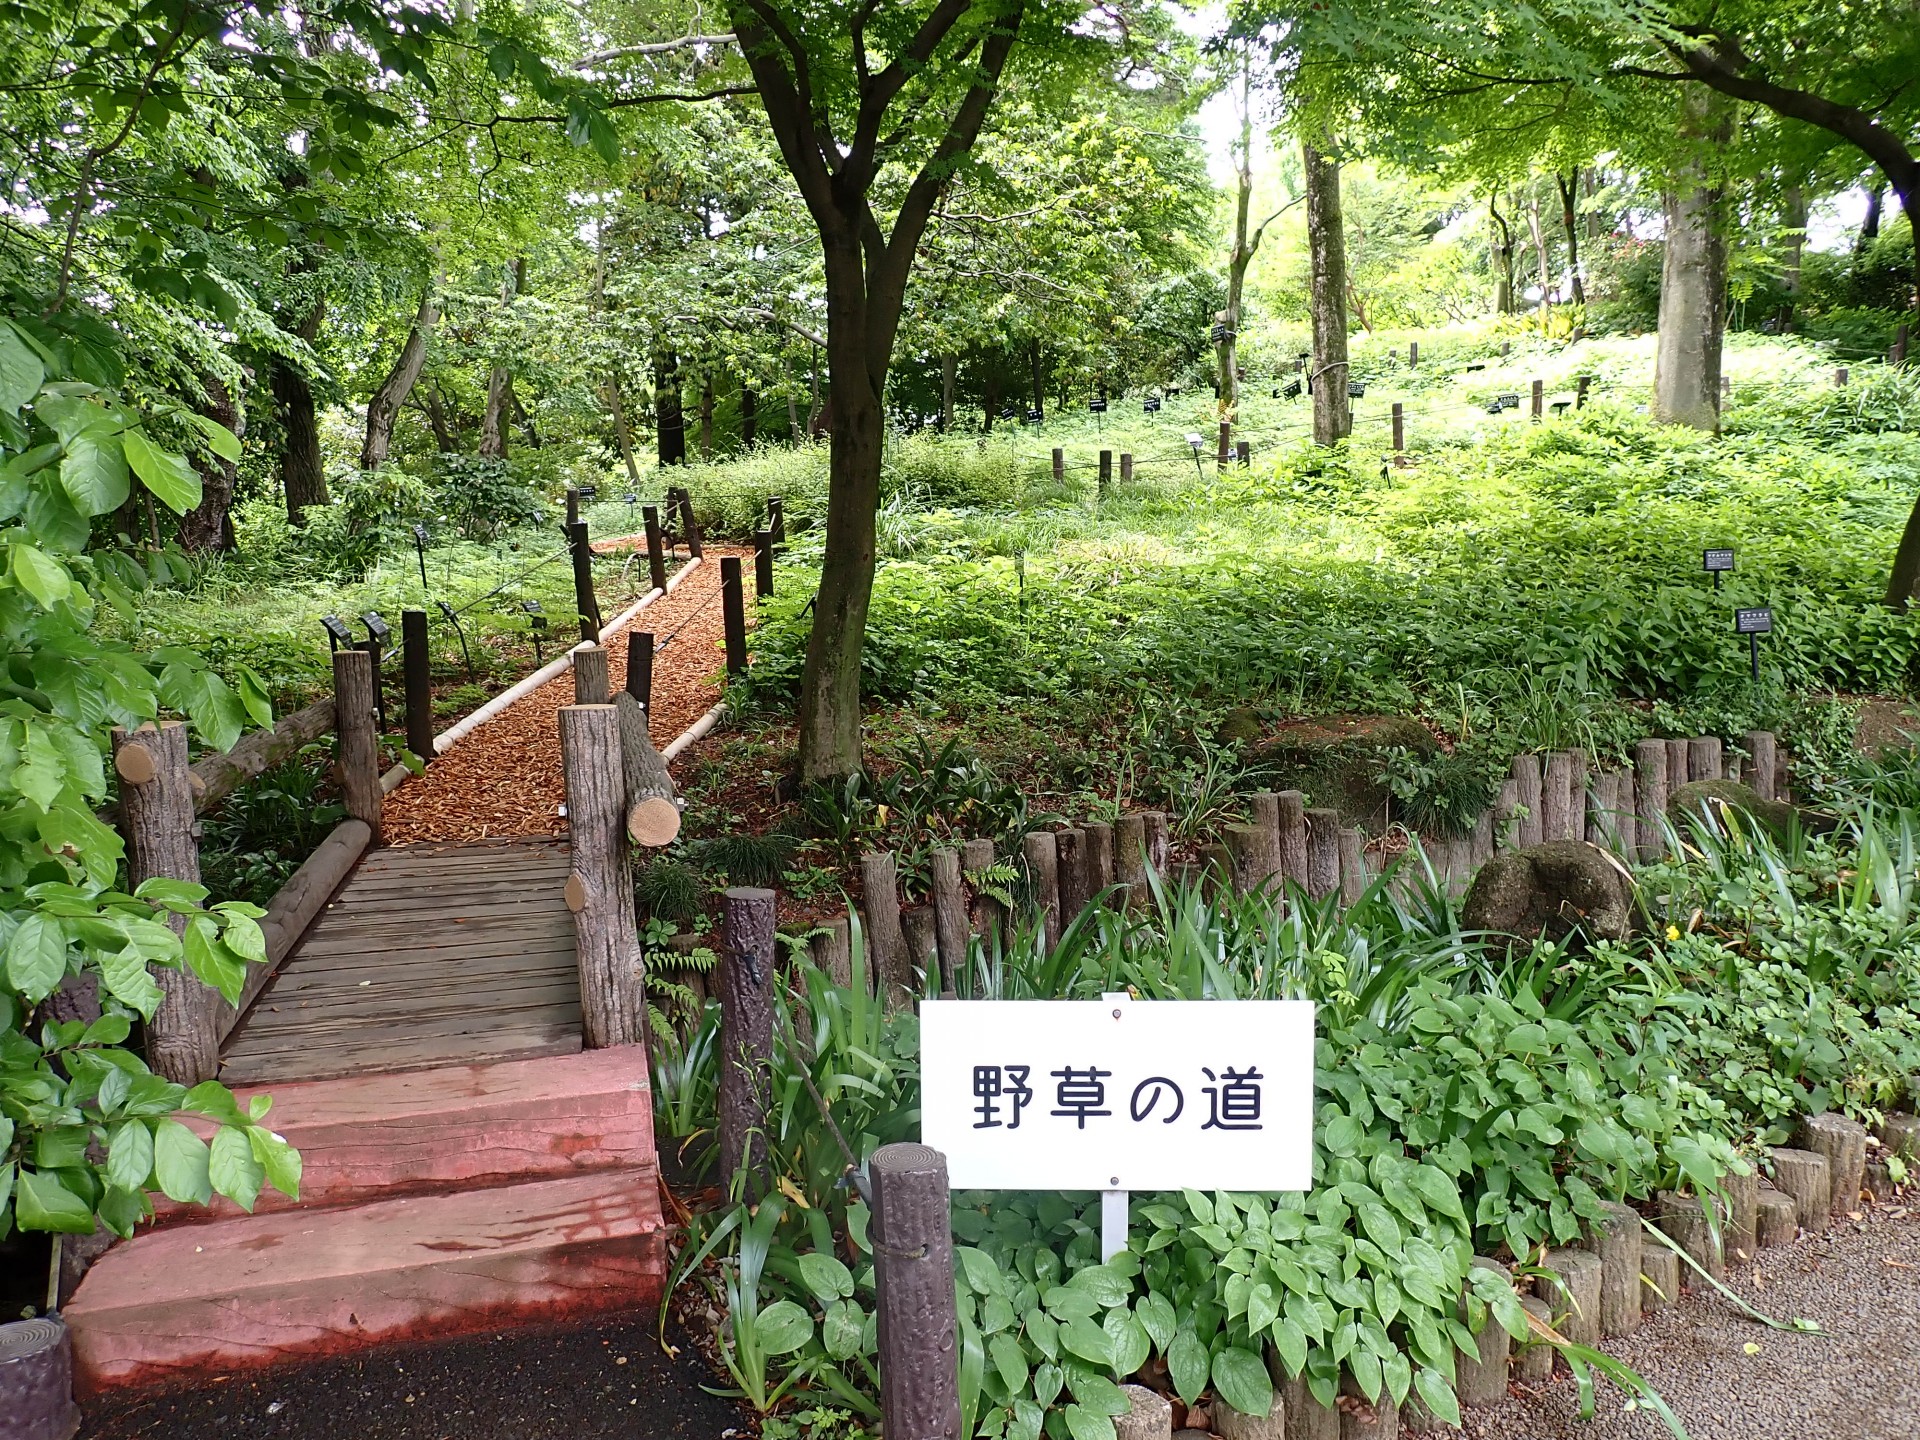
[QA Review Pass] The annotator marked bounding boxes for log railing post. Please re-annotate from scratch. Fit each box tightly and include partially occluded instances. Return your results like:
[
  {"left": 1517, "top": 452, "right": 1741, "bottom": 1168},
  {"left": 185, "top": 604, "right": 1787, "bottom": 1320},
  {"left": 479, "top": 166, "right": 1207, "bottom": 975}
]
[
  {"left": 677, "top": 489, "right": 703, "bottom": 558},
  {"left": 574, "top": 641, "right": 611, "bottom": 705},
  {"left": 754, "top": 528, "right": 775, "bottom": 597},
  {"left": 113, "top": 721, "right": 218, "bottom": 1083},
  {"left": 626, "top": 631, "right": 654, "bottom": 712},
  {"left": 872, "top": 1143, "right": 962, "bottom": 1440},
  {"left": 767, "top": 495, "right": 786, "bottom": 548},
  {"left": 862, "top": 850, "right": 912, "bottom": 1012},
  {"left": 1576, "top": 375, "right": 1590, "bottom": 408},
  {"left": 332, "top": 647, "right": 383, "bottom": 843},
  {"left": 559, "top": 704, "right": 644, "bottom": 1048},
  {"left": 1051, "top": 448, "right": 1064, "bottom": 484},
  {"left": 1119, "top": 452, "right": 1133, "bottom": 484},
  {"left": 1216, "top": 420, "right": 1231, "bottom": 470},
  {"left": 1391, "top": 402, "right": 1404, "bottom": 454},
  {"left": 402, "top": 608, "right": 433, "bottom": 765},
  {"left": 568, "top": 519, "right": 601, "bottom": 640},
  {"left": 721, "top": 555, "right": 748, "bottom": 675},
  {"left": 1531, "top": 379, "right": 1544, "bottom": 419},
  {"left": 1098, "top": 450, "right": 1112, "bottom": 496},
  {"left": 719, "top": 885, "right": 776, "bottom": 1198},
  {"left": 642, "top": 505, "right": 669, "bottom": 593}
]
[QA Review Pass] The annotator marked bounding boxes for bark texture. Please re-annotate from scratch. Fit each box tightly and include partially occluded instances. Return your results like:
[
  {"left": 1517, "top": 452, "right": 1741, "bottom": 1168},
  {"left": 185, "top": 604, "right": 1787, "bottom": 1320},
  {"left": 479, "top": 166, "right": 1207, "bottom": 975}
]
[
  {"left": 1652, "top": 89, "right": 1727, "bottom": 431},
  {"left": 1304, "top": 142, "right": 1351, "bottom": 446}
]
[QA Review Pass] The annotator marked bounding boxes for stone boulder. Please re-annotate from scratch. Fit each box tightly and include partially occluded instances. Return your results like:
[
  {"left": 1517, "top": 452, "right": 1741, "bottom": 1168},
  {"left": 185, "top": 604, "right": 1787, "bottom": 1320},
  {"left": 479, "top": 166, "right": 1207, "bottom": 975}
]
[
  {"left": 1666, "top": 779, "right": 1837, "bottom": 840},
  {"left": 1460, "top": 840, "right": 1634, "bottom": 948},
  {"left": 1246, "top": 715, "right": 1440, "bottom": 827}
]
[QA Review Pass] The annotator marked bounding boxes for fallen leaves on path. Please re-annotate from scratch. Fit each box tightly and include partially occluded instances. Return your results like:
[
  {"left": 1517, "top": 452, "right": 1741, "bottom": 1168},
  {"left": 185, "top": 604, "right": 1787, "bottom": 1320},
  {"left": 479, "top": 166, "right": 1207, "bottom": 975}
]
[{"left": 382, "top": 546, "right": 749, "bottom": 845}]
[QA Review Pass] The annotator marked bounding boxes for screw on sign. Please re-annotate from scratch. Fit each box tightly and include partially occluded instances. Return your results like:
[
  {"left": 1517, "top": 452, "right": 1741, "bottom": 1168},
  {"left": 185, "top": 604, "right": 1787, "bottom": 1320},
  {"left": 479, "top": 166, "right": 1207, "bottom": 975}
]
[{"left": 1735, "top": 606, "right": 1773, "bottom": 682}]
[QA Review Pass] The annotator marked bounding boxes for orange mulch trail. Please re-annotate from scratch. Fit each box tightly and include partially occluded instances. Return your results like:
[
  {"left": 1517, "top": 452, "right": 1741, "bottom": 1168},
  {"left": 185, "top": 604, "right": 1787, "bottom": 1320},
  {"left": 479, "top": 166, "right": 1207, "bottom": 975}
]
[{"left": 382, "top": 546, "right": 752, "bottom": 844}]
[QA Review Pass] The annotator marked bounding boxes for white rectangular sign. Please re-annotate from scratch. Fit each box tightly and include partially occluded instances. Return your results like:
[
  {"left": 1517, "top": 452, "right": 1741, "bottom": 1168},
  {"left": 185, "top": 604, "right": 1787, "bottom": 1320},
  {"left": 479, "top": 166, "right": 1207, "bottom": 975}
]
[{"left": 920, "top": 999, "right": 1314, "bottom": 1192}]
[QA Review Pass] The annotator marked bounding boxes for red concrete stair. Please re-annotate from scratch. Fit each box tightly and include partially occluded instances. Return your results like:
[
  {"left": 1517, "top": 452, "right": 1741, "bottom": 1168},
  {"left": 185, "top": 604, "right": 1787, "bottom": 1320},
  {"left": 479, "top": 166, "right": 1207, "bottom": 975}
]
[
  {"left": 64, "top": 1048, "right": 666, "bottom": 1396},
  {"left": 157, "top": 1048, "right": 657, "bottom": 1222}
]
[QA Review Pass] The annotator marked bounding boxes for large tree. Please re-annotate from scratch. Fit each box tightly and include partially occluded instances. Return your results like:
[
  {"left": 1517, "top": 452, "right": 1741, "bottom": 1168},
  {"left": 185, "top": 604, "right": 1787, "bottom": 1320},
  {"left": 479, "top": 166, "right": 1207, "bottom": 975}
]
[{"left": 721, "top": 0, "right": 1161, "bottom": 779}]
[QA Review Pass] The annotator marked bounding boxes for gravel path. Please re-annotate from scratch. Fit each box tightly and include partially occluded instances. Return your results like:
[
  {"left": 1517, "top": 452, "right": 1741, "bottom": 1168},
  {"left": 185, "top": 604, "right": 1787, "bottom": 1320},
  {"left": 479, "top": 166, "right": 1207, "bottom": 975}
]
[
  {"left": 382, "top": 545, "right": 749, "bottom": 844},
  {"left": 1462, "top": 1202, "right": 1920, "bottom": 1440}
]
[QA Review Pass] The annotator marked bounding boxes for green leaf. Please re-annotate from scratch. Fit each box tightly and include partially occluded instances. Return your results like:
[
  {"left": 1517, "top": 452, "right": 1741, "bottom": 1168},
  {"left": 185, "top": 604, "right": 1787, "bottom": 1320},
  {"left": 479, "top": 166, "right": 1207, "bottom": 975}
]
[
  {"left": 1413, "top": 1366, "right": 1460, "bottom": 1426},
  {"left": 1063, "top": 1404, "right": 1115, "bottom": 1440},
  {"left": 1135, "top": 1293, "right": 1175, "bottom": 1351},
  {"left": 798, "top": 1250, "right": 855, "bottom": 1302},
  {"left": 185, "top": 410, "right": 241, "bottom": 462},
  {"left": 183, "top": 915, "right": 246, "bottom": 1005},
  {"left": 822, "top": 1298, "right": 863, "bottom": 1360},
  {"left": 958, "top": 1245, "right": 1007, "bottom": 1297},
  {"left": 1059, "top": 1315, "right": 1112, "bottom": 1368},
  {"left": 989, "top": 1332, "right": 1029, "bottom": 1395},
  {"left": 106, "top": 1120, "right": 155, "bottom": 1190},
  {"left": 11, "top": 542, "right": 72, "bottom": 608},
  {"left": 152, "top": 1118, "right": 212, "bottom": 1204},
  {"left": 98, "top": 947, "right": 165, "bottom": 1017},
  {"left": 122, "top": 427, "right": 202, "bottom": 514},
  {"left": 1166, "top": 1331, "right": 1209, "bottom": 1406},
  {"left": 6, "top": 913, "right": 68, "bottom": 1000},
  {"left": 15, "top": 1168, "right": 97, "bottom": 1233},
  {"left": 0, "top": 320, "right": 44, "bottom": 414},
  {"left": 1269, "top": 1316, "right": 1308, "bottom": 1379},
  {"left": 1102, "top": 1308, "right": 1149, "bottom": 1378},
  {"left": 247, "top": 1125, "right": 302, "bottom": 1200},
  {"left": 753, "top": 1299, "right": 813, "bottom": 1355},
  {"left": 1065, "top": 1263, "right": 1130, "bottom": 1307},
  {"left": 60, "top": 420, "right": 130, "bottom": 514},
  {"left": 1211, "top": 1346, "right": 1273, "bottom": 1418},
  {"left": 209, "top": 1125, "right": 265, "bottom": 1212}
]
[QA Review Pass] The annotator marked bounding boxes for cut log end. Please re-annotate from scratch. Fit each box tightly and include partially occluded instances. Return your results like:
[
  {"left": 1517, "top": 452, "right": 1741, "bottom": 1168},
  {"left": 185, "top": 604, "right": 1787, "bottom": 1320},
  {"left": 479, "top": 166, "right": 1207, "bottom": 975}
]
[
  {"left": 114, "top": 744, "right": 156, "bottom": 785},
  {"left": 628, "top": 796, "right": 682, "bottom": 847},
  {"left": 564, "top": 873, "right": 588, "bottom": 913}
]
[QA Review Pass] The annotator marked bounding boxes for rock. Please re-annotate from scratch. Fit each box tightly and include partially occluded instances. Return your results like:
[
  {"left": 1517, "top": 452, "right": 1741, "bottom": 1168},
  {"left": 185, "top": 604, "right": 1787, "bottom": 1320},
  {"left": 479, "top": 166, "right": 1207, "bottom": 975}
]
[
  {"left": 1459, "top": 840, "right": 1634, "bottom": 948},
  {"left": 1217, "top": 706, "right": 1267, "bottom": 745},
  {"left": 1666, "top": 779, "right": 1836, "bottom": 840},
  {"left": 1116, "top": 1384, "right": 1174, "bottom": 1440},
  {"left": 1249, "top": 715, "right": 1440, "bottom": 827}
]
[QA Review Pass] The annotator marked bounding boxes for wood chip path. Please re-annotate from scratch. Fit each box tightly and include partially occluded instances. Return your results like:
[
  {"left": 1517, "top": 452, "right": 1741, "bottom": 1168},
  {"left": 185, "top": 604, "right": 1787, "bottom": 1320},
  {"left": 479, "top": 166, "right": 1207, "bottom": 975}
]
[{"left": 382, "top": 546, "right": 750, "bottom": 845}]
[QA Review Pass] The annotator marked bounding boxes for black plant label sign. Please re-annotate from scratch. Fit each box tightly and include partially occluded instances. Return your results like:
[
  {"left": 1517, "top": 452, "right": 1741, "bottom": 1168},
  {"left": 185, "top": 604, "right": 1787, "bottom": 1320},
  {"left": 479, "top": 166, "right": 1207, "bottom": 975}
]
[
  {"left": 1703, "top": 548, "right": 1735, "bottom": 572},
  {"left": 1734, "top": 607, "right": 1773, "bottom": 635}
]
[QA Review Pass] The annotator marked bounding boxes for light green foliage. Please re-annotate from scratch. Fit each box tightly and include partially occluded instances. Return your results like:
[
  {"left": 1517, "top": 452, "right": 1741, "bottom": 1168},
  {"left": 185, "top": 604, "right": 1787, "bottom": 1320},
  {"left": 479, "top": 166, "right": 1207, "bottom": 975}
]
[
  {"left": 668, "top": 787, "right": 1920, "bottom": 1437},
  {"left": 0, "top": 307, "right": 299, "bottom": 1239}
]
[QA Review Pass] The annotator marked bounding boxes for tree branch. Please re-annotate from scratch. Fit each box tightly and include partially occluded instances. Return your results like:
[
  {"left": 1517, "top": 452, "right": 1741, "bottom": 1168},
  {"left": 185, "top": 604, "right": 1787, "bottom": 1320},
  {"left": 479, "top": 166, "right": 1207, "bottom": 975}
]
[{"left": 580, "top": 33, "right": 736, "bottom": 67}]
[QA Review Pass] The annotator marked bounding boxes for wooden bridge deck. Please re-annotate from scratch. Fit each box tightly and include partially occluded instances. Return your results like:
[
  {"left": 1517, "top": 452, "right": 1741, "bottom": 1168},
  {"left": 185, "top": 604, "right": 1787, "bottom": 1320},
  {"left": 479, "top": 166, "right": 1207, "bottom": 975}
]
[{"left": 220, "top": 836, "right": 583, "bottom": 1085}]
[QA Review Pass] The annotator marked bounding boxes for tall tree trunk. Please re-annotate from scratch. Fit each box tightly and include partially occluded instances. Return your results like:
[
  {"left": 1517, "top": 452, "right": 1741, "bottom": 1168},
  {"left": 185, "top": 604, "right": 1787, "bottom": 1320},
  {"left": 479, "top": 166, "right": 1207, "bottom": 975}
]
[
  {"left": 511, "top": 388, "right": 540, "bottom": 448},
  {"left": 1778, "top": 184, "right": 1808, "bottom": 330},
  {"left": 981, "top": 373, "right": 998, "bottom": 433},
  {"left": 1653, "top": 89, "right": 1728, "bottom": 432},
  {"left": 1217, "top": 55, "right": 1261, "bottom": 423},
  {"left": 940, "top": 352, "right": 956, "bottom": 431},
  {"left": 1026, "top": 341, "right": 1044, "bottom": 421},
  {"left": 179, "top": 372, "right": 241, "bottom": 553},
  {"left": 699, "top": 373, "right": 715, "bottom": 456},
  {"left": 806, "top": 349, "right": 824, "bottom": 434},
  {"left": 1490, "top": 194, "right": 1516, "bottom": 314},
  {"left": 1557, "top": 172, "right": 1586, "bottom": 307},
  {"left": 478, "top": 261, "right": 521, "bottom": 460},
  {"left": 272, "top": 305, "right": 328, "bottom": 524},
  {"left": 361, "top": 283, "right": 437, "bottom": 470},
  {"left": 741, "top": 385, "right": 757, "bottom": 447},
  {"left": 425, "top": 386, "right": 455, "bottom": 453},
  {"left": 1858, "top": 182, "right": 1884, "bottom": 253},
  {"left": 607, "top": 377, "right": 642, "bottom": 482},
  {"left": 654, "top": 349, "right": 686, "bottom": 465},
  {"left": 1525, "top": 194, "right": 1553, "bottom": 315},
  {"left": 1304, "top": 140, "right": 1351, "bottom": 446},
  {"left": 786, "top": 369, "right": 801, "bottom": 439}
]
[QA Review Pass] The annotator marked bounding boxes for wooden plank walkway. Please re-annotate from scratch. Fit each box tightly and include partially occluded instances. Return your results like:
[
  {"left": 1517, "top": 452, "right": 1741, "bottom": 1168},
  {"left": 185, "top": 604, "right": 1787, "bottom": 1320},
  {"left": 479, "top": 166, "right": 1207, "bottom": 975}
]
[{"left": 220, "top": 836, "right": 582, "bottom": 1085}]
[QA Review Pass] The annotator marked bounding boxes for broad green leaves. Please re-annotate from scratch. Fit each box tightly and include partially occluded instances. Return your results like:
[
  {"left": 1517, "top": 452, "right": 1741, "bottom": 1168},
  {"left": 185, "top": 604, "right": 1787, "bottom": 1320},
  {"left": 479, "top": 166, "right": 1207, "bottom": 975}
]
[
  {"left": 0, "top": 322, "right": 43, "bottom": 416},
  {"left": 122, "top": 428, "right": 202, "bottom": 514}
]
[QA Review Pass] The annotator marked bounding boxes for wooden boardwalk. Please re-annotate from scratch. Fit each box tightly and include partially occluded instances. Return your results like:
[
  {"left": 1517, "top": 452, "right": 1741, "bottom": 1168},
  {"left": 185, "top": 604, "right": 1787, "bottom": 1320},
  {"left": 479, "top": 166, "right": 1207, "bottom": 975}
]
[{"left": 220, "top": 836, "right": 583, "bottom": 1084}]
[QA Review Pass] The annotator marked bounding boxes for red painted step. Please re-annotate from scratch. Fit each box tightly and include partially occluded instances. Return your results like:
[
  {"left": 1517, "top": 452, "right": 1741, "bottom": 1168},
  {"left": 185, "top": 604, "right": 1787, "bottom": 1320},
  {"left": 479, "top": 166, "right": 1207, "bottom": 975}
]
[
  {"left": 156, "top": 1048, "right": 656, "bottom": 1223},
  {"left": 64, "top": 1166, "right": 667, "bottom": 1396}
]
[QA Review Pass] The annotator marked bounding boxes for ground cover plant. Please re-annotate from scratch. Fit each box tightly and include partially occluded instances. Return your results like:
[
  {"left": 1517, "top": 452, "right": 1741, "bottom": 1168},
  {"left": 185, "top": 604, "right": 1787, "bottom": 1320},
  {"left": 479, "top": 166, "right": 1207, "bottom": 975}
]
[{"left": 655, "top": 769, "right": 1920, "bottom": 1440}]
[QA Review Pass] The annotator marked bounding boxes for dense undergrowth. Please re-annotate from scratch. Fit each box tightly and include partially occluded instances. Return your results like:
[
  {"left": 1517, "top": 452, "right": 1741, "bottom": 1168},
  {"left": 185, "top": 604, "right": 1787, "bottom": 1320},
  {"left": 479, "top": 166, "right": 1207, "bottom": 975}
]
[{"left": 656, "top": 771, "right": 1920, "bottom": 1440}]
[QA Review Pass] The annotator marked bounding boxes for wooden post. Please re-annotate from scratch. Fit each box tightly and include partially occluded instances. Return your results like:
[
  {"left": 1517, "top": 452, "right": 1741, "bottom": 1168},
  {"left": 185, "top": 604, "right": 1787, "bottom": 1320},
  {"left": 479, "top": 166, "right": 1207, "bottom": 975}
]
[
  {"left": 559, "top": 704, "right": 644, "bottom": 1049},
  {"left": 1687, "top": 736, "right": 1723, "bottom": 789},
  {"left": 566, "top": 485, "right": 581, "bottom": 527},
  {"left": 1216, "top": 420, "right": 1231, "bottom": 470},
  {"left": 626, "top": 631, "right": 654, "bottom": 710},
  {"left": 677, "top": 488, "right": 703, "bottom": 557},
  {"left": 614, "top": 688, "right": 683, "bottom": 845},
  {"left": 642, "top": 505, "right": 669, "bottom": 593},
  {"left": 567, "top": 520, "right": 601, "bottom": 640},
  {"left": 1119, "top": 452, "right": 1133, "bottom": 483},
  {"left": 811, "top": 912, "right": 854, "bottom": 991},
  {"left": 1234, "top": 439, "right": 1250, "bottom": 466},
  {"left": 753, "top": 528, "right": 775, "bottom": 597},
  {"left": 929, "top": 848, "right": 969, "bottom": 994},
  {"left": 1338, "top": 827, "right": 1366, "bottom": 904},
  {"left": 1493, "top": 778, "right": 1521, "bottom": 850},
  {"left": 1634, "top": 738, "right": 1669, "bottom": 860},
  {"left": 1666, "top": 736, "right": 1691, "bottom": 793},
  {"left": 1744, "top": 729, "right": 1777, "bottom": 800},
  {"left": 112, "top": 721, "right": 217, "bottom": 1084},
  {"left": 718, "top": 885, "right": 775, "bottom": 1198},
  {"left": 1510, "top": 753, "right": 1543, "bottom": 848},
  {"left": 573, "top": 642, "right": 610, "bottom": 705},
  {"left": 1530, "top": 378, "right": 1544, "bottom": 419},
  {"left": 1835, "top": 367, "right": 1849, "bottom": 387},
  {"left": 1056, "top": 828, "right": 1091, "bottom": 922},
  {"left": 961, "top": 838, "right": 1004, "bottom": 946},
  {"left": 1023, "top": 831, "right": 1061, "bottom": 949},
  {"left": 1113, "top": 815, "right": 1149, "bottom": 910},
  {"left": 1141, "top": 811, "right": 1170, "bottom": 874},
  {"left": 861, "top": 850, "right": 912, "bottom": 1011},
  {"left": 1581, "top": 1201, "right": 1644, "bottom": 1338},
  {"left": 1305, "top": 809, "right": 1340, "bottom": 898},
  {"left": 1223, "top": 823, "right": 1280, "bottom": 897},
  {"left": 903, "top": 907, "right": 938, "bottom": 991},
  {"left": 1276, "top": 791, "right": 1309, "bottom": 889},
  {"left": 1408, "top": 340, "right": 1418, "bottom": 368},
  {"left": 1051, "top": 448, "right": 1064, "bottom": 484},
  {"left": 871, "top": 1143, "right": 962, "bottom": 1440},
  {"left": 1083, "top": 819, "right": 1115, "bottom": 903},
  {"left": 359, "top": 635, "right": 386, "bottom": 733},
  {"left": 1542, "top": 751, "right": 1575, "bottom": 842},
  {"left": 721, "top": 555, "right": 748, "bottom": 675},
  {"left": 401, "top": 608, "right": 433, "bottom": 764},
  {"left": 1390, "top": 402, "right": 1404, "bottom": 453},
  {"left": 1097, "top": 449, "right": 1112, "bottom": 495},
  {"left": 767, "top": 494, "right": 786, "bottom": 547},
  {"left": 1576, "top": 375, "right": 1590, "bottom": 408},
  {"left": 332, "top": 647, "right": 383, "bottom": 843}
]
